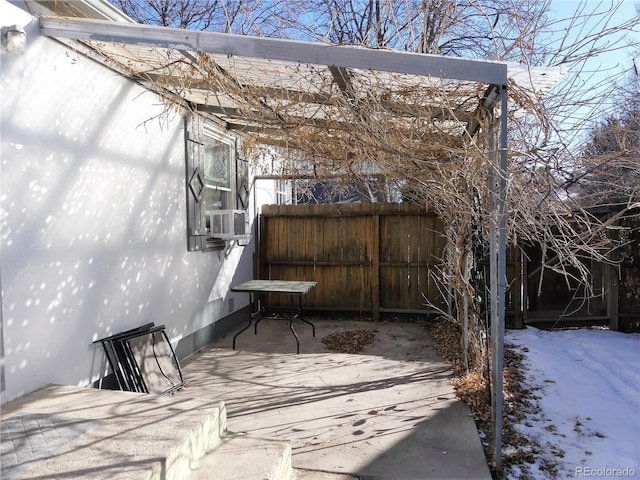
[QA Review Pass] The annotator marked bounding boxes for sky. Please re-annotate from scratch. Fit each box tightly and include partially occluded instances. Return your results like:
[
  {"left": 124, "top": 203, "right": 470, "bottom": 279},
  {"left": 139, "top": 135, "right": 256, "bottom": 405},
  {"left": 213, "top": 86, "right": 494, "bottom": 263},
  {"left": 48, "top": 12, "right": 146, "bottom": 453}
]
[
  {"left": 503, "top": 326, "right": 640, "bottom": 480},
  {"left": 547, "top": 0, "right": 637, "bottom": 78},
  {"left": 543, "top": 0, "right": 639, "bottom": 143}
]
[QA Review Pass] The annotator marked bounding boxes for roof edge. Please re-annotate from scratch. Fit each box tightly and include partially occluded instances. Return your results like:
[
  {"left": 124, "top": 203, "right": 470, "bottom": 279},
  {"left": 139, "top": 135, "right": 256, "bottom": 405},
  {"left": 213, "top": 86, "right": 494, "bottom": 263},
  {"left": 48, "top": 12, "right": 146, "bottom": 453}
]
[{"left": 25, "top": 0, "right": 133, "bottom": 23}]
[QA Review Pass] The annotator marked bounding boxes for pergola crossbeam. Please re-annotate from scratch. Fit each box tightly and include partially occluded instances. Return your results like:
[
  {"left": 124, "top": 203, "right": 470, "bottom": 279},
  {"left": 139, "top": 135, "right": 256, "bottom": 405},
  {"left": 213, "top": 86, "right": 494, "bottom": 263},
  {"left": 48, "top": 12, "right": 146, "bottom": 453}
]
[
  {"left": 40, "top": 16, "right": 508, "bottom": 85},
  {"left": 139, "top": 72, "right": 472, "bottom": 124}
]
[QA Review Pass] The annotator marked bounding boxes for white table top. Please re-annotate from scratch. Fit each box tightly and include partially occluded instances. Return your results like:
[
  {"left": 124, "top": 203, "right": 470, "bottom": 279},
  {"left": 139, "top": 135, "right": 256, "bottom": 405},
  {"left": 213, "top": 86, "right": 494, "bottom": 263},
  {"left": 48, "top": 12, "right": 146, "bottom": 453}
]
[{"left": 231, "top": 280, "right": 318, "bottom": 294}]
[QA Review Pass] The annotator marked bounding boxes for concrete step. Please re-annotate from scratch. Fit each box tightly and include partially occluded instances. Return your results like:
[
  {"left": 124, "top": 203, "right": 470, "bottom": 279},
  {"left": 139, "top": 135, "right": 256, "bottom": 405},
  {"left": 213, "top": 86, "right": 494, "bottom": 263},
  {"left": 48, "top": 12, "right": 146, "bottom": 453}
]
[
  {"left": 1, "top": 385, "right": 227, "bottom": 480},
  {"left": 186, "top": 434, "right": 292, "bottom": 480},
  {"left": 291, "top": 468, "right": 360, "bottom": 480},
  {"left": 3, "top": 386, "right": 351, "bottom": 480}
]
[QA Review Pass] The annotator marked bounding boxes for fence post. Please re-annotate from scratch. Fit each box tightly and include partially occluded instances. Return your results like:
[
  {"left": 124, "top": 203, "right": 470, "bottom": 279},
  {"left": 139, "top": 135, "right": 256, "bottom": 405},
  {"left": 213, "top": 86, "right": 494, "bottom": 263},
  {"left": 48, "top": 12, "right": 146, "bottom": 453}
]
[
  {"left": 607, "top": 263, "right": 619, "bottom": 331},
  {"left": 372, "top": 213, "right": 380, "bottom": 321}
]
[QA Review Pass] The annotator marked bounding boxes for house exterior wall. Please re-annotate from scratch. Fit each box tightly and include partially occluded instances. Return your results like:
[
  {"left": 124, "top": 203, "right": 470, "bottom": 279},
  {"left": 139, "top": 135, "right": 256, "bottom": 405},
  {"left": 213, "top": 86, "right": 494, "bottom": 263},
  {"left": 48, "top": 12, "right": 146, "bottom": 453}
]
[{"left": 0, "top": 1, "right": 254, "bottom": 403}]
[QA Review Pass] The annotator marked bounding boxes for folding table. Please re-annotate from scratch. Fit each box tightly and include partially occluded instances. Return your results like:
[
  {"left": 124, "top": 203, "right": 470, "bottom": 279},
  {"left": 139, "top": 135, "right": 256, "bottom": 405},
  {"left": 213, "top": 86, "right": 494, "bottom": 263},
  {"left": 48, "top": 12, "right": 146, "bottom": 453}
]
[{"left": 230, "top": 279, "right": 318, "bottom": 353}]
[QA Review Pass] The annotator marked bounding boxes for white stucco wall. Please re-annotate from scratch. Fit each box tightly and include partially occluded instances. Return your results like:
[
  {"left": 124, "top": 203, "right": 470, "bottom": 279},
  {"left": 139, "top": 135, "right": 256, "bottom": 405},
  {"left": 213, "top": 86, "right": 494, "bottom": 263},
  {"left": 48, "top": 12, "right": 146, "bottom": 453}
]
[{"left": 0, "top": 2, "right": 254, "bottom": 403}]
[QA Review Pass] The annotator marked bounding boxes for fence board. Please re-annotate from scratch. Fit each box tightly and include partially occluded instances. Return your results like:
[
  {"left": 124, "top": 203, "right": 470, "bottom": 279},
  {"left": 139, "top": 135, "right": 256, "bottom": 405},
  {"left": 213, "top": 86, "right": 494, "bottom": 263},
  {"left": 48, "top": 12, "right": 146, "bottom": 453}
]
[
  {"left": 258, "top": 203, "right": 638, "bottom": 331},
  {"left": 260, "top": 203, "right": 452, "bottom": 318}
]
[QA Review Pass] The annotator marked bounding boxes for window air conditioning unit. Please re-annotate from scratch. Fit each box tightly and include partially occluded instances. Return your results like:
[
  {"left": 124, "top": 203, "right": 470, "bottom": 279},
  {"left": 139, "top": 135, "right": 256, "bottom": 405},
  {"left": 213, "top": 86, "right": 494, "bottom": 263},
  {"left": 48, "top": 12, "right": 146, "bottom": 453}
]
[{"left": 208, "top": 210, "right": 248, "bottom": 239}]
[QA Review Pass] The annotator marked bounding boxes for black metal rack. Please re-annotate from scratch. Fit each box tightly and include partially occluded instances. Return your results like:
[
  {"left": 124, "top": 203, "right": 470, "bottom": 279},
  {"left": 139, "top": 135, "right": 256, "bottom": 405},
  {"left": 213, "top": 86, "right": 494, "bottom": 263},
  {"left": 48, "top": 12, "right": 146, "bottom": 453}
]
[{"left": 94, "top": 323, "right": 187, "bottom": 395}]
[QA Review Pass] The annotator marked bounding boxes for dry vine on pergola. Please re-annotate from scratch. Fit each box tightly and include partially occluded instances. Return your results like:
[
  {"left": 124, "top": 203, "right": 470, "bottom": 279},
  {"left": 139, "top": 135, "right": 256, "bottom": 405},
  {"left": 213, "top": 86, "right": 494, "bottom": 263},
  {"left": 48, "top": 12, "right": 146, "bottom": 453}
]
[{"left": 79, "top": 35, "right": 572, "bottom": 367}]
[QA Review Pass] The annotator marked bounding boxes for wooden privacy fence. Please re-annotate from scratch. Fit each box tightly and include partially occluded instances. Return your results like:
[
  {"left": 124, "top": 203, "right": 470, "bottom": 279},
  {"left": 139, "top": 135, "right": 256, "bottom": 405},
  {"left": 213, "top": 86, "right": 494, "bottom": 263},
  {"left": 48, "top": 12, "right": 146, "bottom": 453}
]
[
  {"left": 524, "top": 210, "right": 640, "bottom": 332},
  {"left": 258, "top": 203, "right": 638, "bottom": 331},
  {"left": 259, "top": 203, "right": 524, "bottom": 325}
]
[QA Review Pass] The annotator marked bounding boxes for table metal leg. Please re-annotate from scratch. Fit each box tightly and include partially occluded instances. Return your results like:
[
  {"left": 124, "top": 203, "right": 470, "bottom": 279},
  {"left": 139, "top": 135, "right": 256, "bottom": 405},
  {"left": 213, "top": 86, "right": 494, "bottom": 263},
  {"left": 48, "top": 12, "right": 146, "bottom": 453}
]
[
  {"left": 232, "top": 318, "right": 253, "bottom": 350},
  {"left": 233, "top": 292, "right": 257, "bottom": 350},
  {"left": 254, "top": 310, "right": 279, "bottom": 334},
  {"left": 299, "top": 317, "right": 316, "bottom": 337},
  {"left": 289, "top": 319, "right": 301, "bottom": 354},
  {"left": 295, "top": 295, "right": 316, "bottom": 337}
]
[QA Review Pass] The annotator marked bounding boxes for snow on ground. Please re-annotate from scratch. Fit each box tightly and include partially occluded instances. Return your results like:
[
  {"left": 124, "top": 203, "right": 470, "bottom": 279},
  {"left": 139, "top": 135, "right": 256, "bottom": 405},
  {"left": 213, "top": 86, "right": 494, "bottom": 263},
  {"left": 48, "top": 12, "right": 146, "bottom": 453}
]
[{"left": 505, "top": 326, "right": 640, "bottom": 479}]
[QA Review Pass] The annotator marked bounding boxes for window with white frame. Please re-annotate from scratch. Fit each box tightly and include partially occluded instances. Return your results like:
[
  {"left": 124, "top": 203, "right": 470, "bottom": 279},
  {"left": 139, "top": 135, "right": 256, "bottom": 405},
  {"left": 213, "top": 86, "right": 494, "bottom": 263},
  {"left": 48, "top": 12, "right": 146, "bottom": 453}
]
[
  {"left": 203, "top": 138, "right": 233, "bottom": 211},
  {"left": 185, "top": 115, "right": 248, "bottom": 251}
]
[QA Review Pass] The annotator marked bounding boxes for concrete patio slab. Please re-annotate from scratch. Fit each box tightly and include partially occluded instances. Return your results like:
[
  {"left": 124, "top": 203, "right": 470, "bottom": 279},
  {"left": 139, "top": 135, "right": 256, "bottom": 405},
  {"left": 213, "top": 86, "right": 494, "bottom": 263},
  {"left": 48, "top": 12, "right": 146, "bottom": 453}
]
[
  {"left": 181, "top": 318, "right": 492, "bottom": 480},
  {"left": 0, "top": 319, "right": 492, "bottom": 480}
]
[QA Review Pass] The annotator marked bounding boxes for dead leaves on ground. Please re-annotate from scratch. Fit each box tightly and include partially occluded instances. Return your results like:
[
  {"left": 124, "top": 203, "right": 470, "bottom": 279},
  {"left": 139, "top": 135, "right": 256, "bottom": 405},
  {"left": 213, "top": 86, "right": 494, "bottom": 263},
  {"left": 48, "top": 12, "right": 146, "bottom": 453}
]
[
  {"left": 321, "top": 329, "right": 376, "bottom": 353},
  {"left": 427, "top": 319, "right": 561, "bottom": 479}
]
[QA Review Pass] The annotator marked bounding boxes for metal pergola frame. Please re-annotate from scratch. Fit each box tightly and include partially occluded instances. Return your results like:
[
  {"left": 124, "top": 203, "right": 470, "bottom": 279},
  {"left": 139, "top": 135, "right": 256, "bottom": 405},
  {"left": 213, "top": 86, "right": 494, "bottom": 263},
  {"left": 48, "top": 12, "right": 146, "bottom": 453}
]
[{"left": 39, "top": 12, "right": 508, "bottom": 468}]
